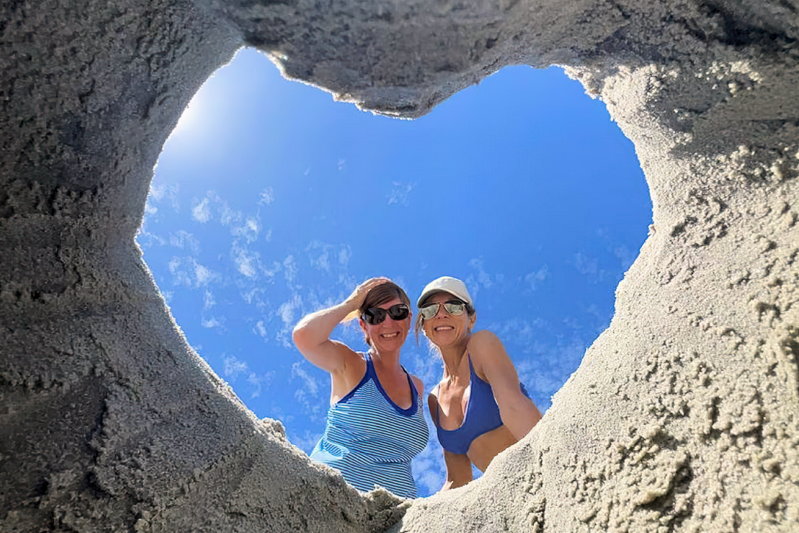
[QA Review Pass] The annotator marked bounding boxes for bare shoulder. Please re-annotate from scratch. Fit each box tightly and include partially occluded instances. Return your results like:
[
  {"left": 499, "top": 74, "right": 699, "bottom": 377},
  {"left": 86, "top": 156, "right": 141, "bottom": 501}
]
[
  {"left": 467, "top": 330, "right": 505, "bottom": 359},
  {"left": 467, "top": 330, "right": 513, "bottom": 379},
  {"left": 410, "top": 374, "right": 425, "bottom": 398}
]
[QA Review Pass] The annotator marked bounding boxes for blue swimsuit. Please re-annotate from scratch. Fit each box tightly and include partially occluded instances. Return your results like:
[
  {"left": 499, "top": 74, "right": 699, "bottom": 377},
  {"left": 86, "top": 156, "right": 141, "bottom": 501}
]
[
  {"left": 435, "top": 354, "right": 530, "bottom": 455},
  {"left": 311, "top": 354, "right": 428, "bottom": 498}
]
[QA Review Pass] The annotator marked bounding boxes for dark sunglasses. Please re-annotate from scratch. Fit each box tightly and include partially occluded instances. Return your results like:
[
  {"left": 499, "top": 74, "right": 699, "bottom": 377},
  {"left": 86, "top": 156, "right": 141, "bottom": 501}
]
[
  {"left": 419, "top": 300, "right": 467, "bottom": 320},
  {"left": 361, "top": 304, "right": 410, "bottom": 325}
]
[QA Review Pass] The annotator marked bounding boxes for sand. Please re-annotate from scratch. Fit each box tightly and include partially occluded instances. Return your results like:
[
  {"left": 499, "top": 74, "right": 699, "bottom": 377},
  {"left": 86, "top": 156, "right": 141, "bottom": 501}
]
[{"left": 1, "top": 0, "right": 797, "bottom": 531}]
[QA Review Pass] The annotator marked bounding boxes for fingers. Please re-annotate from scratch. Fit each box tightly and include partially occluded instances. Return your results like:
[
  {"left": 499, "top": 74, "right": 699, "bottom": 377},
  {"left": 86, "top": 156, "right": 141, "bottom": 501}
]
[
  {"left": 360, "top": 277, "right": 390, "bottom": 293},
  {"left": 347, "top": 277, "right": 390, "bottom": 307}
]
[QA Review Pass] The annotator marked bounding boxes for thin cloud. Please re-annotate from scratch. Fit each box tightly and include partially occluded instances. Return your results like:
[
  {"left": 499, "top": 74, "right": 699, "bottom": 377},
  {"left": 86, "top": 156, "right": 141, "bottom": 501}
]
[
  {"left": 136, "top": 228, "right": 166, "bottom": 248},
  {"left": 149, "top": 183, "right": 168, "bottom": 202},
  {"left": 254, "top": 320, "right": 269, "bottom": 340},
  {"left": 313, "top": 250, "right": 330, "bottom": 272},
  {"left": 469, "top": 258, "right": 493, "bottom": 289},
  {"left": 195, "top": 264, "right": 217, "bottom": 285},
  {"left": 259, "top": 187, "right": 275, "bottom": 206},
  {"left": 283, "top": 255, "right": 298, "bottom": 285},
  {"left": 291, "top": 361, "right": 321, "bottom": 412},
  {"left": 338, "top": 247, "right": 350, "bottom": 268},
  {"left": 169, "top": 230, "right": 200, "bottom": 253},
  {"left": 164, "top": 255, "right": 218, "bottom": 290},
  {"left": 147, "top": 182, "right": 180, "bottom": 211},
  {"left": 306, "top": 241, "right": 352, "bottom": 274},
  {"left": 203, "top": 290, "right": 216, "bottom": 310},
  {"left": 231, "top": 215, "right": 261, "bottom": 243},
  {"left": 234, "top": 246, "right": 260, "bottom": 279},
  {"left": 278, "top": 293, "right": 303, "bottom": 327},
  {"left": 573, "top": 251, "right": 598, "bottom": 277},
  {"left": 276, "top": 292, "right": 304, "bottom": 348},
  {"left": 247, "top": 371, "right": 274, "bottom": 399},
  {"left": 571, "top": 251, "right": 613, "bottom": 284},
  {"left": 464, "top": 258, "right": 491, "bottom": 301},
  {"left": 524, "top": 265, "right": 550, "bottom": 291},
  {"left": 387, "top": 181, "right": 416, "bottom": 206},
  {"left": 192, "top": 197, "right": 211, "bottom": 223},
  {"left": 613, "top": 244, "right": 636, "bottom": 271},
  {"left": 201, "top": 316, "right": 223, "bottom": 329},
  {"left": 219, "top": 200, "right": 240, "bottom": 227},
  {"left": 223, "top": 354, "right": 249, "bottom": 380},
  {"left": 289, "top": 429, "right": 323, "bottom": 455}
]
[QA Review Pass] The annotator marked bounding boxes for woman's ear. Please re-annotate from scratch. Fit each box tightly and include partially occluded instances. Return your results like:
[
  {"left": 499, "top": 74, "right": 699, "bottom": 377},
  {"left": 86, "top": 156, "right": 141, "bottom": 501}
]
[{"left": 469, "top": 313, "right": 477, "bottom": 330}]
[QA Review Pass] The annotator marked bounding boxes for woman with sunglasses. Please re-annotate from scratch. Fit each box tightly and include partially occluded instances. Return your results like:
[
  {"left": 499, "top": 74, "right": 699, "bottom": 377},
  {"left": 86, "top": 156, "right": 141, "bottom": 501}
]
[
  {"left": 416, "top": 276, "right": 542, "bottom": 491},
  {"left": 292, "top": 277, "right": 428, "bottom": 498}
]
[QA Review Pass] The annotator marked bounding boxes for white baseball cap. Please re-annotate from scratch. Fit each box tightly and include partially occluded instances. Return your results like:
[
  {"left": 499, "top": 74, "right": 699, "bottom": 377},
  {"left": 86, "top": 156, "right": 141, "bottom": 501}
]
[{"left": 417, "top": 276, "right": 473, "bottom": 308}]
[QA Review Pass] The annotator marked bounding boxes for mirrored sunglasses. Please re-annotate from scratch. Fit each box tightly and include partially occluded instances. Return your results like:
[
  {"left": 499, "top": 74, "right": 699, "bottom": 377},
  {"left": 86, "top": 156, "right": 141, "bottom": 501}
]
[
  {"left": 419, "top": 300, "right": 467, "bottom": 320},
  {"left": 361, "top": 304, "right": 410, "bottom": 325}
]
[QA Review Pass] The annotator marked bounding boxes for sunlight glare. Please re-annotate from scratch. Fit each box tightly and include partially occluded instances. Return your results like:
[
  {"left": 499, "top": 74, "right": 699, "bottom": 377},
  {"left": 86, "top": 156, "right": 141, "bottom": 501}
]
[{"left": 169, "top": 91, "right": 205, "bottom": 141}]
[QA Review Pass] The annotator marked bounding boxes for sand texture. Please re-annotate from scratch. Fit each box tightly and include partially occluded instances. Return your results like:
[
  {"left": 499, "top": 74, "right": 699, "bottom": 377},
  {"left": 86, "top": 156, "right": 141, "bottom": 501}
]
[{"left": 1, "top": 0, "right": 798, "bottom": 531}]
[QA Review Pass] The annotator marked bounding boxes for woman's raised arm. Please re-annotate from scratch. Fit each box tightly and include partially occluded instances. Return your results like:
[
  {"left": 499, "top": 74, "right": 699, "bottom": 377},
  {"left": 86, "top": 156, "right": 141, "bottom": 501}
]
[
  {"left": 292, "top": 277, "right": 388, "bottom": 373},
  {"left": 468, "top": 330, "right": 542, "bottom": 440}
]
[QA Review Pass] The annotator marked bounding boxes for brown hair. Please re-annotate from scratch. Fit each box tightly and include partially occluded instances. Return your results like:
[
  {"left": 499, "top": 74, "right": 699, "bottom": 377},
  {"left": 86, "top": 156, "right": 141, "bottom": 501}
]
[
  {"left": 414, "top": 291, "right": 475, "bottom": 343},
  {"left": 360, "top": 281, "right": 411, "bottom": 347}
]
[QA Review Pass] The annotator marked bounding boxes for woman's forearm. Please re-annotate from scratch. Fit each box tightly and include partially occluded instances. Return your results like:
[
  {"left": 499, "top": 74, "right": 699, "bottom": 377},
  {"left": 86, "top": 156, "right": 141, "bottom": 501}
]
[
  {"left": 293, "top": 301, "right": 356, "bottom": 351},
  {"left": 501, "top": 396, "right": 542, "bottom": 441},
  {"left": 293, "top": 277, "right": 387, "bottom": 353}
]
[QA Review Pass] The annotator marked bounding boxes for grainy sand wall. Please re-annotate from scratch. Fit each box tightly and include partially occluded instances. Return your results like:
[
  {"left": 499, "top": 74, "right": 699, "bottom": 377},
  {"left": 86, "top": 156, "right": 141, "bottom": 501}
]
[{"left": 1, "top": 0, "right": 797, "bottom": 531}]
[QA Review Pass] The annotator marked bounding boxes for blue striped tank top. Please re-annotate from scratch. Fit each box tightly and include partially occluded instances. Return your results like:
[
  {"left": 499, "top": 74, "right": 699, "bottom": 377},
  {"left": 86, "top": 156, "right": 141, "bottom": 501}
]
[{"left": 310, "top": 353, "right": 429, "bottom": 498}]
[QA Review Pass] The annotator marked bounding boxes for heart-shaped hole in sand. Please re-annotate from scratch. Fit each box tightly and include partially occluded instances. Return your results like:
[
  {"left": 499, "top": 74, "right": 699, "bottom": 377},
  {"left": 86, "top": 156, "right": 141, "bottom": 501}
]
[{"left": 137, "top": 48, "right": 651, "bottom": 497}]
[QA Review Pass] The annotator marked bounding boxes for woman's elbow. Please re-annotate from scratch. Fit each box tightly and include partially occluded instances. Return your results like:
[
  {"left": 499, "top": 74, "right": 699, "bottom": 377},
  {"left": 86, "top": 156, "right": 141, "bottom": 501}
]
[{"left": 292, "top": 323, "right": 311, "bottom": 351}]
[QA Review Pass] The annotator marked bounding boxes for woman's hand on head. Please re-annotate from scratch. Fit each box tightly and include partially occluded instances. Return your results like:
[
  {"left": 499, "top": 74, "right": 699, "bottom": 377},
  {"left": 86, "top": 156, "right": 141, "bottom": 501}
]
[{"left": 344, "top": 277, "right": 390, "bottom": 310}]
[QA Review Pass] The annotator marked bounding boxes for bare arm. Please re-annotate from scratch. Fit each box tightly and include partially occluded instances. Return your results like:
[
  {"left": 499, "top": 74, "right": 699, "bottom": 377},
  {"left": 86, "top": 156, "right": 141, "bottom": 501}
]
[
  {"left": 442, "top": 450, "right": 473, "bottom": 491},
  {"left": 428, "top": 394, "right": 472, "bottom": 491},
  {"left": 292, "top": 277, "right": 388, "bottom": 374},
  {"left": 468, "top": 331, "right": 542, "bottom": 441}
]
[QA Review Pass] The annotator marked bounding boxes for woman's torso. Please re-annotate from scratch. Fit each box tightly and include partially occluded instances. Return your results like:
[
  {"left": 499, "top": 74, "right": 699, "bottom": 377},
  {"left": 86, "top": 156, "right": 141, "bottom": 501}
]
[
  {"left": 433, "top": 354, "right": 520, "bottom": 471},
  {"left": 311, "top": 353, "right": 428, "bottom": 498}
]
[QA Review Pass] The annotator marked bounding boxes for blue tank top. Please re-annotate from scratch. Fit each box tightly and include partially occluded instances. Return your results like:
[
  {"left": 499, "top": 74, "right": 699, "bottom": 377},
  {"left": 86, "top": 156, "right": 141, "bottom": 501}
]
[
  {"left": 310, "top": 353, "right": 428, "bottom": 498},
  {"left": 435, "top": 354, "right": 530, "bottom": 455}
]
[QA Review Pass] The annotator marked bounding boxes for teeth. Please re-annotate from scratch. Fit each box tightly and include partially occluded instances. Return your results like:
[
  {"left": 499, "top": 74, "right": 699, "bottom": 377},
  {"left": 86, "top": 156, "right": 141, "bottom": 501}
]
[{"left": 381, "top": 332, "right": 399, "bottom": 338}]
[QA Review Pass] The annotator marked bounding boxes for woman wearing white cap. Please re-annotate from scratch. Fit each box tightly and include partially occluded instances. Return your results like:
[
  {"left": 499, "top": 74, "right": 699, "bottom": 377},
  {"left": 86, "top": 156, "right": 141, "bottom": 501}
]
[
  {"left": 416, "top": 276, "right": 542, "bottom": 491},
  {"left": 293, "top": 278, "right": 428, "bottom": 499}
]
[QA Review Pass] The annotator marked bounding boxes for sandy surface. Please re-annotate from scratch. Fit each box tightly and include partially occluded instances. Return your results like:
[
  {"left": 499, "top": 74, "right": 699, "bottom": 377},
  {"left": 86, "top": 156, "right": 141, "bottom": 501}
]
[{"left": 1, "top": 0, "right": 797, "bottom": 531}]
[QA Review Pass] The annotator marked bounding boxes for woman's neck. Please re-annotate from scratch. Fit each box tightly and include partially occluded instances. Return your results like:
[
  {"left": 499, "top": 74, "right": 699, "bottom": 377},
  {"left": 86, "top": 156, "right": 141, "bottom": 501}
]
[
  {"left": 369, "top": 347, "right": 401, "bottom": 369},
  {"left": 439, "top": 337, "right": 470, "bottom": 379}
]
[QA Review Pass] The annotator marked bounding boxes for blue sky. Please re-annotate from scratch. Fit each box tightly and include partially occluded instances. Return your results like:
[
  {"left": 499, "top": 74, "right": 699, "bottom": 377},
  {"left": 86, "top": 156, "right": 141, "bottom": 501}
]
[{"left": 137, "top": 48, "right": 651, "bottom": 497}]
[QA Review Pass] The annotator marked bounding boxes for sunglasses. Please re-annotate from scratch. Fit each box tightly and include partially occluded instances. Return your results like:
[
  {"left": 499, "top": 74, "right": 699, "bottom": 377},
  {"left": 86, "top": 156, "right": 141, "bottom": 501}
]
[
  {"left": 361, "top": 304, "right": 410, "bottom": 325},
  {"left": 419, "top": 300, "right": 468, "bottom": 320}
]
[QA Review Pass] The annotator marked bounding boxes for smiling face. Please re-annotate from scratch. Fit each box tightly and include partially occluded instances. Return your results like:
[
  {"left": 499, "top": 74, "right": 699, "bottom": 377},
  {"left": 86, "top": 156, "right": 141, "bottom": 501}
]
[
  {"left": 359, "top": 297, "right": 411, "bottom": 354},
  {"left": 420, "top": 292, "right": 476, "bottom": 350}
]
